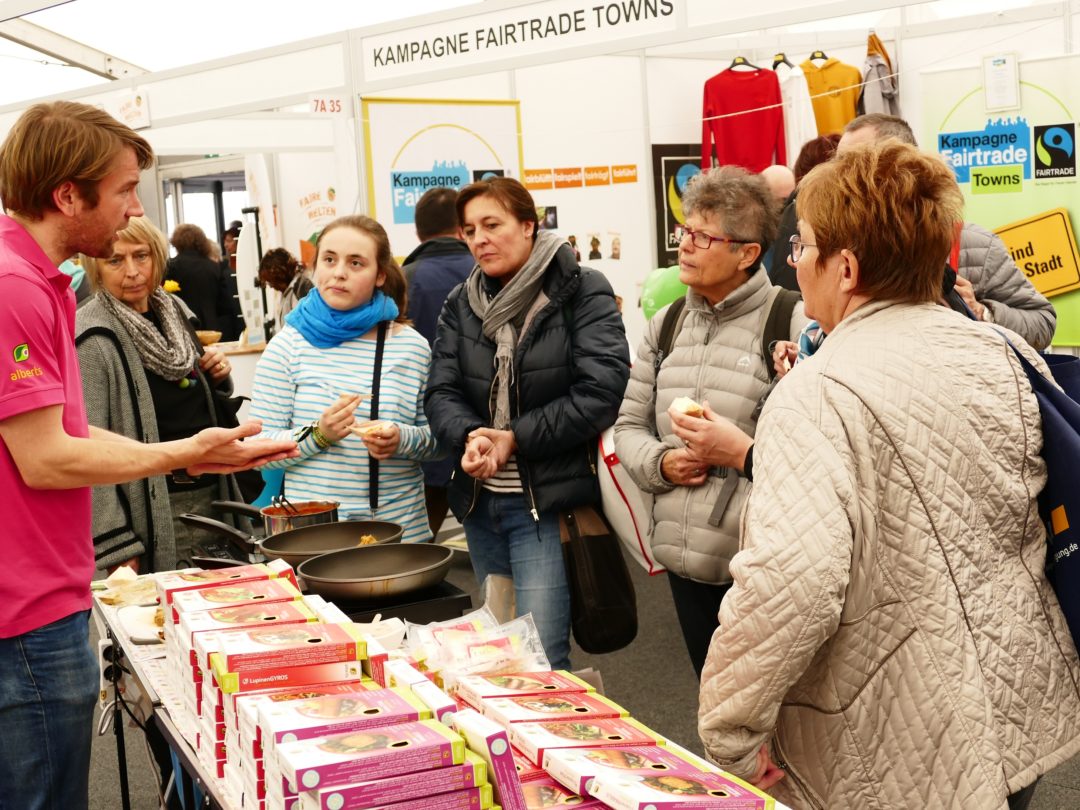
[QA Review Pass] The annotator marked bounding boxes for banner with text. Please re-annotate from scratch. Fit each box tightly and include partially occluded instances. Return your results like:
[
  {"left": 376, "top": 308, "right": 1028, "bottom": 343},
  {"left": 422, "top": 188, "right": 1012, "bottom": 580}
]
[{"left": 362, "top": 98, "right": 523, "bottom": 258}]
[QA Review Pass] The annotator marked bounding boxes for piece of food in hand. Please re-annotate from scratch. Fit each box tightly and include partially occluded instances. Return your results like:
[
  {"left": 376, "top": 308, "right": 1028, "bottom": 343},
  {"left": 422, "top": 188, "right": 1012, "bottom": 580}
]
[
  {"left": 195, "top": 330, "right": 223, "bottom": 346},
  {"left": 670, "top": 396, "right": 704, "bottom": 418},
  {"left": 349, "top": 421, "right": 386, "bottom": 438}
]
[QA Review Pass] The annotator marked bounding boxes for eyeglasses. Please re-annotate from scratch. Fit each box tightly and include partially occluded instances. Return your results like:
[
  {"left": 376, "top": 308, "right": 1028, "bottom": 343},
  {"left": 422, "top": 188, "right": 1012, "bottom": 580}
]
[
  {"left": 788, "top": 235, "right": 817, "bottom": 262},
  {"left": 674, "top": 225, "right": 749, "bottom": 251},
  {"left": 103, "top": 251, "right": 153, "bottom": 270}
]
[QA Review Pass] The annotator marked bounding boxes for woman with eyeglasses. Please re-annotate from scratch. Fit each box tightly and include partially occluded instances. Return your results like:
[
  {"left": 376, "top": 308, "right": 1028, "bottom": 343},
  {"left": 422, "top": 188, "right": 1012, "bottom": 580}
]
[
  {"left": 75, "top": 216, "right": 244, "bottom": 574},
  {"left": 614, "top": 166, "right": 807, "bottom": 678}
]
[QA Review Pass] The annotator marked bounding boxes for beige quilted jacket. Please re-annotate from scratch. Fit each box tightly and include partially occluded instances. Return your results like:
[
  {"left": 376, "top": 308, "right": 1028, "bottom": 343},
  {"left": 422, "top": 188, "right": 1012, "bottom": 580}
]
[{"left": 699, "top": 300, "right": 1080, "bottom": 809}]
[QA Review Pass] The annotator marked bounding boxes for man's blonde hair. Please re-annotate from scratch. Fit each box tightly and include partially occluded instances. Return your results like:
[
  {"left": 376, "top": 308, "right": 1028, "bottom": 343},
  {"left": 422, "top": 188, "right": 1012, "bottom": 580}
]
[{"left": 0, "top": 101, "right": 153, "bottom": 220}]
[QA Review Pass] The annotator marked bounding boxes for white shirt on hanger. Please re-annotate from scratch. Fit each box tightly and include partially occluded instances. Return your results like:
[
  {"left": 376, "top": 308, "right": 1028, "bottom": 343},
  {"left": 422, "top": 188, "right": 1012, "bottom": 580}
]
[{"left": 774, "top": 63, "right": 818, "bottom": 169}]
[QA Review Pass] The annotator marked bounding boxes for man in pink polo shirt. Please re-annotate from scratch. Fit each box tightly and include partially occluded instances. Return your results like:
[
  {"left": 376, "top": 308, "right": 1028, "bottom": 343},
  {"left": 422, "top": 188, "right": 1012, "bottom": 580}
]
[{"left": 0, "top": 101, "right": 297, "bottom": 810}]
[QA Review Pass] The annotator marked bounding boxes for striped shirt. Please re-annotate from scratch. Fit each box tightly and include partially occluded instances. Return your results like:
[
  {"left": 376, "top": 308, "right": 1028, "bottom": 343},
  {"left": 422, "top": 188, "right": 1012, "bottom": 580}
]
[{"left": 250, "top": 323, "right": 439, "bottom": 543}]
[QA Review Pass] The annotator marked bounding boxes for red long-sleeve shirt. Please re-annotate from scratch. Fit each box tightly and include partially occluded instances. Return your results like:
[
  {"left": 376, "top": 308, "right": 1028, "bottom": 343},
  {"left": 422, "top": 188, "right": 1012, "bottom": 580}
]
[{"left": 701, "top": 68, "right": 786, "bottom": 172}]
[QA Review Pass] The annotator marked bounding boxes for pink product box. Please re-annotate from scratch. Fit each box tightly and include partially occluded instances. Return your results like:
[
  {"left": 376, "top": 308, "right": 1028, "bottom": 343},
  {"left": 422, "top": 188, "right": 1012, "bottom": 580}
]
[
  {"left": 297, "top": 750, "right": 488, "bottom": 810},
  {"left": 158, "top": 563, "right": 277, "bottom": 609},
  {"left": 277, "top": 719, "right": 465, "bottom": 792},
  {"left": 260, "top": 687, "right": 431, "bottom": 751},
  {"left": 300, "top": 784, "right": 493, "bottom": 810},
  {"left": 589, "top": 766, "right": 774, "bottom": 810},
  {"left": 362, "top": 636, "right": 389, "bottom": 687},
  {"left": 214, "top": 622, "right": 366, "bottom": 672},
  {"left": 410, "top": 680, "right": 459, "bottom": 725},
  {"left": 172, "top": 578, "right": 303, "bottom": 626},
  {"left": 183, "top": 602, "right": 318, "bottom": 656},
  {"left": 543, "top": 745, "right": 713, "bottom": 797},
  {"left": 520, "top": 777, "right": 604, "bottom": 810},
  {"left": 508, "top": 717, "right": 663, "bottom": 767},
  {"left": 384, "top": 659, "right": 429, "bottom": 688},
  {"left": 211, "top": 655, "right": 365, "bottom": 695},
  {"left": 481, "top": 692, "right": 627, "bottom": 726},
  {"left": 452, "top": 709, "right": 526, "bottom": 810},
  {"left": 511, "top": 747, "right": 546, "bottom": 783},
  {"left": 233, "top": 680, "right": 371, "bottom": 732},
  {"left": 456, "top": 672, "right": 593, "bottom": 709}
]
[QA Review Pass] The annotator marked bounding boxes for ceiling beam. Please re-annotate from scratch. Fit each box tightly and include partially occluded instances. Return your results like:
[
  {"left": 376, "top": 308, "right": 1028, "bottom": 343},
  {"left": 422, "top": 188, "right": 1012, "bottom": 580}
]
[{"left": 0, "top": 16, "right": 146, "bottom": 79}]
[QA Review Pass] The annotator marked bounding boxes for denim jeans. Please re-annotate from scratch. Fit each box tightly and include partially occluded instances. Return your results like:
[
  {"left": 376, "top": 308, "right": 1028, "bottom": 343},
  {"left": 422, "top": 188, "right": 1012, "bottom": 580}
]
[
  {"left": 0, "top": 610, "right": 99, "bottom": 810},
  {"left": 464, "top": 490, "right": 572, "bottom": 670}
]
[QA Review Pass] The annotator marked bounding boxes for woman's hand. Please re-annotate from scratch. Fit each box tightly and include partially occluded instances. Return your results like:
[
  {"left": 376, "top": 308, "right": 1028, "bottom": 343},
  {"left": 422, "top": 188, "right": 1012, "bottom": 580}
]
[
  {"left": 462, "top": 434, "right": 499, "bottom": 480},
  {"left": 318, "top": 393, "right": 363, "bottom": 443},
  {"left": 356, "top": 420, "right": 400, "bottom": 460},
  {"left": 750, "top": 745, "right": 785, "bottom": 790},
  {"left": 669, "top": 402, "right": 753, "bottom": 472},
  {"left": 468, "top": 428, "right": 516, "bottom": 470},
  {"left": 660, "top": 448, "right": 708, "bottom": 486},
  {"left": 199, "top": 347, "right": 232, "bottom": 383},
  {"left": 772, "top": 340, "right": 798, "bottom": 379}
]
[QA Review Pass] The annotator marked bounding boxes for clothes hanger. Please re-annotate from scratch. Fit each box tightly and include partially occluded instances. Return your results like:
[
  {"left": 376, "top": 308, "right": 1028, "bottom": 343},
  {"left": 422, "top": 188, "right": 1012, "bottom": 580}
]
[
  {"left": 808, "top": 49, "right": 828, "bottom": 62},
  {"left": 729, "top": 55, "right": 760, "bottom": 70},
  {"left": 772, "top": 52, "right": 793, "bottom": 69}
]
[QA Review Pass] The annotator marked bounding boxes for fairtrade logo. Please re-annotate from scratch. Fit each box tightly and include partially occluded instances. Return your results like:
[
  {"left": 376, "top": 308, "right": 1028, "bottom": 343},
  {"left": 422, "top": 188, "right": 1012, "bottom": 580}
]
[
  {"left": 12, "top": 343, "right": 28, "bottom": 362},
  {"left": 1034, "top": 124, "right": 1076, "bottom": 179}
]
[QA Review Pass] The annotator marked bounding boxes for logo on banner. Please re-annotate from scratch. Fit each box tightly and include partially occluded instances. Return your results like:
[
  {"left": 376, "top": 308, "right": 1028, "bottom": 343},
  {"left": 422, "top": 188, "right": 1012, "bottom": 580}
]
[
  {"left": 938, "top": 117, "right": 1030, "bottom": 184},
  {"left": 473, "top": 169, "right": 504, "bottom": 181},
  {"left": 1034, "top": 124, "right": 1076, "bottom": 179},
  {"left": 390, "top": 161, "right": 470, "bottom": 224}
]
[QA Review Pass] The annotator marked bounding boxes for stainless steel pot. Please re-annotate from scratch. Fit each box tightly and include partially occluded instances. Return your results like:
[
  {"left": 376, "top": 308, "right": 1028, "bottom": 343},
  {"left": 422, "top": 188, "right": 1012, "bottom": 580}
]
[
  {"left": 297, "top": 543, "right": 453, "bottom": 601},
  {"left": 178, "top": 514, "right": 402, "bottom": 566},
  {"left": 214, "top": 499, "right": 339, "bottom": 536}
]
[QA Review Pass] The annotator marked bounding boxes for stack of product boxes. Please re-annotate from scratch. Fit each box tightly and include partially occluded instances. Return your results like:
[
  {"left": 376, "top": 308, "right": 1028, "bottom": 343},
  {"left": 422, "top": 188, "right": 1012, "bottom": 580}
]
[{"left": 454, "top": 671, "right": 776, "bottom": 810}]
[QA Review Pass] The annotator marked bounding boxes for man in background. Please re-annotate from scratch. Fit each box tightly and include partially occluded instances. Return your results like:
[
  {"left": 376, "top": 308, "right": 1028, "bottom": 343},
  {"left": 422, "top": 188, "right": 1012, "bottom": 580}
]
[
  {"left": 0, "top": 100, "right": 296, "bottom": 809},
  {"left": 403, "top": 186, "right": 474, "bottom": 535}
]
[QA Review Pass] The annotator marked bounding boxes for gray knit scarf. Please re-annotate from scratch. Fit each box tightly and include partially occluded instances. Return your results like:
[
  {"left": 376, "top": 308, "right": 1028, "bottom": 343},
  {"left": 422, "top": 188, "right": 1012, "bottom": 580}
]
[
  {"left": 465, "top": 230, "right": 565, "bottom": 430},
  {"left": 97, "top": 288, "right": 199, "bottom": 381}
]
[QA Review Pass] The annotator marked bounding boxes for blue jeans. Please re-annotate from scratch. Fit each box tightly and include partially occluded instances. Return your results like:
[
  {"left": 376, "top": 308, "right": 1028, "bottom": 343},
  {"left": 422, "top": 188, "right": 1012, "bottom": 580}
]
[
  {"left": 464, "top": 490, "right": 572, "bottom": 670},
  {"left": 0, "top": 610, "right": 99, "bottom": 810}
]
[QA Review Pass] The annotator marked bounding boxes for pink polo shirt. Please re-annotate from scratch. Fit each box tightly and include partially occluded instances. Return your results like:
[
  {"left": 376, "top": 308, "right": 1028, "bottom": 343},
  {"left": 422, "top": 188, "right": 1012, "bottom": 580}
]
[{"left": 0, "top": 216, "right": 93, "bottom": 638}]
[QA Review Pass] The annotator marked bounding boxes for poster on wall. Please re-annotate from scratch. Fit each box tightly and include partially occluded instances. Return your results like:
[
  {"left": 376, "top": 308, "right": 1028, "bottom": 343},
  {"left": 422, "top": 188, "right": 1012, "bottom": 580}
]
[
  {"left": 651, "top": 144, "right": 700, "bottom": 269},
  {"left": 361, "top": 98, "right": 522, "bottom": 257},
  {"left": 924, "top": 54, "right": 1080, "bottom": 343}
]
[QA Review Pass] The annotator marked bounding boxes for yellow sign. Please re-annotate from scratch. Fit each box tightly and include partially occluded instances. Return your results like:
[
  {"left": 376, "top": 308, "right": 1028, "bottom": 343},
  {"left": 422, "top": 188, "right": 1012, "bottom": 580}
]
[{"left": 994, "top": 208, "right": 1080, "bottom": 298}]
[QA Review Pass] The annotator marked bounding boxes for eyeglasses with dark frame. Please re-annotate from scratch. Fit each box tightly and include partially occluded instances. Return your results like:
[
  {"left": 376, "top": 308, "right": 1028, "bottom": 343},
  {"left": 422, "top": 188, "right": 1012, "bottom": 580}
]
[
  {"left": 788, "top": 234, "right": 818, "bottom": 262},
  {"left": 674, "top": 225, "right": 750, "bottom": 251}
]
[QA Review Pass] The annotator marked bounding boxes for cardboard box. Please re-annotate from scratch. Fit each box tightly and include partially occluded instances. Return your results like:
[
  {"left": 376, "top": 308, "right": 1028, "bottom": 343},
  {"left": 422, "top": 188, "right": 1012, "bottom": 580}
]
[
  {"left": 511, "top": 747, "right": 546, "bottom": 783},
  {"left": 456, "top": 672, "right": 592, "bottom": 709},
  {"left": 172, "top": 578, "right": 302, "bottom": 625},
  {"left": 452, "top": 709, "right": 526, "bottom": 810},
  {"left": 181, "top": 601, "right": 317, "bottom": 657},
  {"left": 519, "top": 777, "right": 604, "bottom": 810},
  {"left": 157, "top": 563, "right": 281, "bottom": 616},
  {"left": 543, "top": 745, "right": 709, "bottom": 797},
  {"left": 509, "top": 718, "right": 663, "bottom": 766},
  {"left": 589, "top": 766, "right": 774, "bottom": 810},
  {"left": 214, "top": 622, "right": 366, "bottom": 671},
  {"left": 481, "top": 692, "right": 627, "bottom": 726},
  {"left": 277, "top": 719, "right": 465, "bottom": 791},
  {"left": 210, "top": 654, "right": 364, "bottom": 695},
  {"left": 411, "top": 679, "right": 460, "bottom": 725}
]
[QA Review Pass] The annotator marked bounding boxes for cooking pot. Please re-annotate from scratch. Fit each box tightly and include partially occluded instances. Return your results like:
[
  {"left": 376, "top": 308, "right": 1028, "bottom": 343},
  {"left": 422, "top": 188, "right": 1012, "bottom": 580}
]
[
  {"left": 297, "top": 543, "right": 454, "bottom": 601},
  {"left": 178, "top": 513, "right": 402, "bottom": 566},
  {"left": 214, "top": 499, "right": 339, "bottom": 536}
]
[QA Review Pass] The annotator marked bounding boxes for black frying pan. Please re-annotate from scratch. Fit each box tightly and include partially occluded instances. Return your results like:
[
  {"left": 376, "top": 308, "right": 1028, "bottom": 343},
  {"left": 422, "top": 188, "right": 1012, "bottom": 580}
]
[{"left": 297, "top": 543, "right": 453, "bottom": 601}]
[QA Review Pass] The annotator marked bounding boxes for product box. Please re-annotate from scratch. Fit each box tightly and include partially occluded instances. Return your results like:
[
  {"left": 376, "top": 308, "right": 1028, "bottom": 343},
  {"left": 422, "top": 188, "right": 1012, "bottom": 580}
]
[
  {"left": 520, "top": 777, "right": 605, "bottom": 810},
  {"left": 157, "top": 561, "right": 292, "bottom": 615},
  {"left": 456, "top": 672, "right": 593, "bottom": 709},
  {"left": 481, "top": 692, "right": 627, "bottom": 726},
  {"left": 362, "top": 636, "right": 389, "bottom": 687},
  {"left": 452, "top": 708, "right": 527, "bottom": 810},
  {"left": 305, "top": 784, "right": 493, "bottom": 810},
  {"left": 511, "top": 747, "right": 546, "bottom": 783},
  {"left": 277, "top": 719, "right": 465, "bottom": 792},
  {"left": 235, "top": 681, "right": 372, "bottom": 740},
  {"left": 384, "top": 659, "right": 429, "bottom": 688},
  {"left": 210, "top": 652, "right": 365, "bottom": 695},
  {"left": 260, "top": 687, "right": 431, "bottom": 752},
  {"left": 172, "top": 578, "right": 303, "bottom": 626},
  {"left": 543, "top": 745, "right": 713, "bottom": 797},
  {"left": 296, "top": 753, "right": 489, "bottom": 810},
  {"left": 588, "top": 765, "right": 774, "bottom": 810},
  {"left": 181, "top": 601, "right": 318, "bottom": 658},
  {"left": 214, "top": 622, "right": 366, "bottom": 671},
  {"left": 508, "top": 717, "right": 663, "bottom": 767},
  {"left": 411, "top": 679, "right": 460, "bottom": 725}
]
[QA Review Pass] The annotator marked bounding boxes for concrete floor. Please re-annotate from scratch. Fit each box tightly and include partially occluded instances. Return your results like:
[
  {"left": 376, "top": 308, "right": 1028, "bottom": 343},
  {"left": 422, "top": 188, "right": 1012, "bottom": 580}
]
[{"left": 89, "top": 553, "right": 1080, "bottom": 809}]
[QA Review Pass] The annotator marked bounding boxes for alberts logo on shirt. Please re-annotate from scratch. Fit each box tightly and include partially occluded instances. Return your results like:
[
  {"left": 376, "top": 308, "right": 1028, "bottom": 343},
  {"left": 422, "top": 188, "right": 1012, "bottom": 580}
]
[{"left": 9, "top": 342, "right": 43, "bottom": 381}]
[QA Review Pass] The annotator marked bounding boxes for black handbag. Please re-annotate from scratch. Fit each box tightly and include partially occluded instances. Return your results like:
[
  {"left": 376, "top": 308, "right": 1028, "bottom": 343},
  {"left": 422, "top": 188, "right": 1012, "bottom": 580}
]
[{"left": 559, "top": 505, "right": 638, "bottom": 654}]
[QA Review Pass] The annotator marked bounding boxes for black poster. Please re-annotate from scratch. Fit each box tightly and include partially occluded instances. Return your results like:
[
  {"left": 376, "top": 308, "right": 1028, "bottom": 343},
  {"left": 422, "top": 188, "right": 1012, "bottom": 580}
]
[{"left": 652, "top": 144, "right": 701, "bottom": 268}]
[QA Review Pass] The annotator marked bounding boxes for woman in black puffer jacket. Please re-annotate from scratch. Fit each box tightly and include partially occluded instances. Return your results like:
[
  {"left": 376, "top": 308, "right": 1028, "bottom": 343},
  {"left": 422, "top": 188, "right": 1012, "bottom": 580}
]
[{"left": 425, "top": 177, "right": 630, "bottom": 669}]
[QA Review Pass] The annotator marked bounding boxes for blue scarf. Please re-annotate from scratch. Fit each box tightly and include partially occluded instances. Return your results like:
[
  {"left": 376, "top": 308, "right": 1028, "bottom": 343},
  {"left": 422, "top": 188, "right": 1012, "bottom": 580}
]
[{"left": 286, "top": 288, "right": 399, "bottom": 348}]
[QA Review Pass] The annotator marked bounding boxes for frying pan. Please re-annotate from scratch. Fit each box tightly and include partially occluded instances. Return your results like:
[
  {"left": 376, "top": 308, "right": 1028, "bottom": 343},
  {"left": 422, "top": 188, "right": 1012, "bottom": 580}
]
[
  {"left": 297, "top": 543, "right": 454, "bottom": 601},
  {"left": 178, "top": 513, "right": 403, "bottom": 566}
]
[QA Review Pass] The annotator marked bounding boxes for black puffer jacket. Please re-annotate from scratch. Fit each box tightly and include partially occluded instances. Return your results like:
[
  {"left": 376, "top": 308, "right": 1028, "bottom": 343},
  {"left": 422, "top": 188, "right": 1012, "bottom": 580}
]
[{"left": 425, "top": 244, "right": 630, "bottom": 520}]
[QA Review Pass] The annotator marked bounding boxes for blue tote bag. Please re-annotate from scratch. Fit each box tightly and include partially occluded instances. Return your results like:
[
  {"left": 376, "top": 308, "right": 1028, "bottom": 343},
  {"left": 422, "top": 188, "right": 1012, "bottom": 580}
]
[{"left": 1006, "top": 342, "right": 1080, "bottom": 643}]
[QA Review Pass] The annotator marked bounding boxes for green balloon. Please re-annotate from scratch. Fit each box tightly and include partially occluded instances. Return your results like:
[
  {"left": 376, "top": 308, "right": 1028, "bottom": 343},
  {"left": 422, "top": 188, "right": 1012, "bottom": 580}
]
[{"left": 641, "top": 265, "right": 687, "bottom": 320}]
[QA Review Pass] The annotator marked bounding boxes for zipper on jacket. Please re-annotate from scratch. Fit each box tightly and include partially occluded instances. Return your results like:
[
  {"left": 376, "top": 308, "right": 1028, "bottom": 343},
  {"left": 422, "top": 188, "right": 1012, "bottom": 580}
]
[
  {"left": 773, "top": 736, "right": 826, "bottom": 809},
  {"left": 514, "top": 366, "right": 541, "bottom": 525}
]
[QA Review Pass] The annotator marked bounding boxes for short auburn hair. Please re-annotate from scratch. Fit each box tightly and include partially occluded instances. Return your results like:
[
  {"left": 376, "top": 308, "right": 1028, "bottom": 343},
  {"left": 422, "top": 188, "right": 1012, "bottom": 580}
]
[
  {"left": 0, "top": 101, "right": 152, "bottom": 220},
  {"left": 170, "top": 223, "right": 216, "bottom": 258},
  {"left": 315, "top": 215, "right": 410, "bottom": 324},
  {"left": 797, "top": 141, "right": 963, "bottom": 304},
  {"left": 456, "top": 177, "right": 539, "bottom": 240},
  {"left": 82, "top": 216, "right": 170, "bottom": 291}
]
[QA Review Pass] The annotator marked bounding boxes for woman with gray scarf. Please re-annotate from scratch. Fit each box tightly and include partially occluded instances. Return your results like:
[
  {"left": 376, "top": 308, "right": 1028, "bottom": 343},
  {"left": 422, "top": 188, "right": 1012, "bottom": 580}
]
[
  {"left": 425, "top": 178, "right": 631, "bottom": 669},
  {"left": 75, "top": 216, "right": 243, "bottom": 574}
]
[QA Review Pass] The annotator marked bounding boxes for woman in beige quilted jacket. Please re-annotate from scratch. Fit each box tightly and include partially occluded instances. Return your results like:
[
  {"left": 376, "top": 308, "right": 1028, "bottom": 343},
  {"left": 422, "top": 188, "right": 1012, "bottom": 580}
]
[{"left": 698, "top": 141, "right": 1080, "bottom": 809}]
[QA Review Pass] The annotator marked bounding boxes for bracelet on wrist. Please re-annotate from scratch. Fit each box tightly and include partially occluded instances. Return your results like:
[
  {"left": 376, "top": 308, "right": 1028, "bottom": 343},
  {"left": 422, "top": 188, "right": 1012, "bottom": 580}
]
[{"left": 310, "top": 422, "right": 332, "bottom": 450}]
